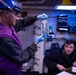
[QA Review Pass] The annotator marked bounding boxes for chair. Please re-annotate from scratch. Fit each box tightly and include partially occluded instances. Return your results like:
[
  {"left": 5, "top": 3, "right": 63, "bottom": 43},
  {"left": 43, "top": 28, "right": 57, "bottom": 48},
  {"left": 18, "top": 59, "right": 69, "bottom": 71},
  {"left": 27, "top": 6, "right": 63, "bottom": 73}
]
[{"left": 43, "top": 43, "right": 60, "bottom": 74}]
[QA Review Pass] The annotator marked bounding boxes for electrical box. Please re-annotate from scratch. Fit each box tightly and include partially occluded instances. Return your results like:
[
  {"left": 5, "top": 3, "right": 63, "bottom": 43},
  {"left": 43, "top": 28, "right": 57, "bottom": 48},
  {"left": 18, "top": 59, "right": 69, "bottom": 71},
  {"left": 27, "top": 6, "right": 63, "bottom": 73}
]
[
  {"left": 68, "top": 17, "right": 76, "bottom": 33},
  {"left": 57, "top": 15, "right": 69, "bottom": 32},
  {"left": 69, "top": 25, "right": 76, "bottom": 33}
]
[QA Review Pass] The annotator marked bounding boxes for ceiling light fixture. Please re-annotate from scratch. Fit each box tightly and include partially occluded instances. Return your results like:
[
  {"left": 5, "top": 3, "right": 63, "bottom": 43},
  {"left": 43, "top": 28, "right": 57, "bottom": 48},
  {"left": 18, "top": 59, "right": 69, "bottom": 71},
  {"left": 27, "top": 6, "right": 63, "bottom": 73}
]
[{"left": 55, "top": 5, "right": 76, "bottom": 10}]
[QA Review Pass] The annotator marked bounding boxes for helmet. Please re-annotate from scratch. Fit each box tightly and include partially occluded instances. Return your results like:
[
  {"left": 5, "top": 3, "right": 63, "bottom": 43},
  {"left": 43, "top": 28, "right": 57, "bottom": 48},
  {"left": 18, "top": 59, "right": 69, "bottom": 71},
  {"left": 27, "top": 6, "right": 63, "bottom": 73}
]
[{"left": 0, "top": 0, "right": 22, "bottom": 12}]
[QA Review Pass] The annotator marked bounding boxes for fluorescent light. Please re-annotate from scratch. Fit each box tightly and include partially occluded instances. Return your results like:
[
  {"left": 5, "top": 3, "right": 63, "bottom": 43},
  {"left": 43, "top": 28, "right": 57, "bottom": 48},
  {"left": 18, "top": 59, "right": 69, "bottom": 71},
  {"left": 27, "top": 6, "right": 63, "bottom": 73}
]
[{"left": 55, "top": 5, "right": 76, "bottom": 10}]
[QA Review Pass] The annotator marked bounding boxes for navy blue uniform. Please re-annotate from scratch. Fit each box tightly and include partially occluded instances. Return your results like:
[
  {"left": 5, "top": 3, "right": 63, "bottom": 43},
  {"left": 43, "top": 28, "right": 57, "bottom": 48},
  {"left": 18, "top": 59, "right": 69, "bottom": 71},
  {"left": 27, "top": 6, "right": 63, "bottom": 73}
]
[{"left": 44, "top": 48, "right": 76, "bottom": 75}]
